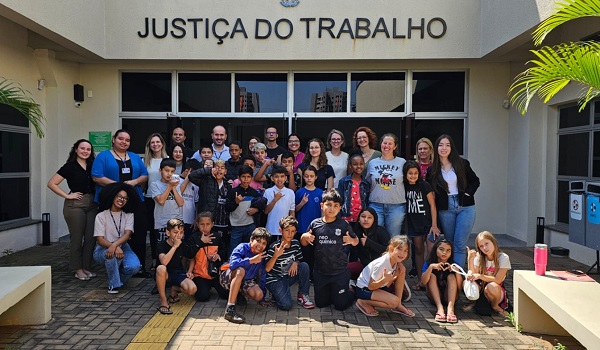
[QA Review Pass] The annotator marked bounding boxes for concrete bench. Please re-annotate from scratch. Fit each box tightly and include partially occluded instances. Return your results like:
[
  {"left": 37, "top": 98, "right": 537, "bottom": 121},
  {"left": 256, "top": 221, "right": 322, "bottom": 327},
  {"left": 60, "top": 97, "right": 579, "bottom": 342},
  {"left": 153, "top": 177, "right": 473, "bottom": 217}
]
[
  {"left": 514, "top": 270, "right": 600, "bottom": 349},
  {"left": 0, "top": 266, "right": 51, "bottom": 325}
]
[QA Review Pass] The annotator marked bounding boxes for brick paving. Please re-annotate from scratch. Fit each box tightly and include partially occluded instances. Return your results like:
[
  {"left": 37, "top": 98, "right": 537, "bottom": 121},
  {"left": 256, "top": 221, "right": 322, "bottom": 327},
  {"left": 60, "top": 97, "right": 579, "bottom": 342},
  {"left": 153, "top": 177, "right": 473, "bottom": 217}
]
[{"left": 0, "top": 239, "right": 596, "bottom": 350}]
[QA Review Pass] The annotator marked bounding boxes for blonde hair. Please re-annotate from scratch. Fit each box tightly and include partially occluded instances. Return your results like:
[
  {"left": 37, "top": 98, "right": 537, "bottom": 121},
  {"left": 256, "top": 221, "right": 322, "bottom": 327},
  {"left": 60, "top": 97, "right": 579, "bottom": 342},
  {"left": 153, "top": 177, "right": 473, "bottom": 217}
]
[
  {"left": 386, "top": 235, "right": 410, "bottom": 260},
  {"left": 144, "top": 133, "right": 168, "bottom": 168},
  {"left": 475, "top": 231, "right": 501, "bottom": 276},
  {"left": 415, "top": 137, "right": 434, "bottom": 164}
]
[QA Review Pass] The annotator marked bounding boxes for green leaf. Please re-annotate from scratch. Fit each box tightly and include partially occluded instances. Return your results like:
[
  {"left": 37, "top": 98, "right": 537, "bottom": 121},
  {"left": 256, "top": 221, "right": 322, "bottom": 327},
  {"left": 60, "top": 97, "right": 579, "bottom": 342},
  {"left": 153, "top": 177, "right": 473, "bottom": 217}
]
[{"left": 0, "top": 77, "right": 45, "bottom": 138}]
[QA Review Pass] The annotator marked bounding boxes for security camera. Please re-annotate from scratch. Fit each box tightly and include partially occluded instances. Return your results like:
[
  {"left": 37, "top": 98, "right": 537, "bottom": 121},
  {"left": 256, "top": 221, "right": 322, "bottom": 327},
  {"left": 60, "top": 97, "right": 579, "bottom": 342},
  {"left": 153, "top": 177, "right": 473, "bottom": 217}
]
[{"left": 75, "top": 101, "right": 82, "bottom": 108}]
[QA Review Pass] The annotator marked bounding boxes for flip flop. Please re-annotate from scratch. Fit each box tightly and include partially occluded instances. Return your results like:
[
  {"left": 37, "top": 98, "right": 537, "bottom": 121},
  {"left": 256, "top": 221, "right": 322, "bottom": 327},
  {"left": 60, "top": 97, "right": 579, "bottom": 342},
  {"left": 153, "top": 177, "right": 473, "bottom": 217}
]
[
  {"left": 355, "top": 301, "right": 379, "bottom": 317},
  {"left": 435, "top": 312, "right": 447, "bottom": 322},
  {"left": 462, "top": 302, "right": 476, "bottom": 312},
  {"left": 168, "top": 295, "right": 180, "bottom": 303},
  {"left": 391, "top": 306, "right": 415, "bottom": 317},
  {"left": 446, "top": 313, "right": 458, "bottom": 323},
  {"left": 157, "top": 305, "right": 173, "bottom": 315},
  {"left": 412, "top": 283, "right": 426, "bottom": 291}
]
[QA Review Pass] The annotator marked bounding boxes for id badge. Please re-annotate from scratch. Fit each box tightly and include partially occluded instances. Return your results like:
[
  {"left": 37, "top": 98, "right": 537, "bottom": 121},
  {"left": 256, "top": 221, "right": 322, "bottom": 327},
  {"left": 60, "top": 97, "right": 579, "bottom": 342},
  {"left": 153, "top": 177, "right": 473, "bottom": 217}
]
[{"left": 121, "top": 167, "right": 131, "bottom": 174}]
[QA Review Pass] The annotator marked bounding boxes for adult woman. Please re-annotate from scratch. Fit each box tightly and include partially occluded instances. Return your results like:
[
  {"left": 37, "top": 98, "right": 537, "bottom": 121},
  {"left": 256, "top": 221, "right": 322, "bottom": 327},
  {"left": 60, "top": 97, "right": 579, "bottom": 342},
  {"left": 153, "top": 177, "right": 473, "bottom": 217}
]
[
  {"left": 93, "top": 182, "right": 141, "bottom": 293},
  {"left": 326, "top": 129, "right": 349, "bottom": 188},
  {"left": 247, "top": 136, "right": 261, "bottom": 155},
  {"left": 169, "top": 142, "right": 186, "bottom": 174},
  {"left": 366, "top": 133, "right": 406, "bottom": 237},
  {"left": 352, "top": 127, "right": 381, "bottom": 175},
  {"left": 297, "top": 138, "right": 334, "bottom": 190},
  {"left": 144, "top": 133, "right": 168, "bottom": 268},
  {"left": 416, "top": 137, "right": 434, "bottom": 180},
  {"left": 281, "top": 133, "right": 304, "bottom": 172},
  {"left": 426, "top": 134, "right": 480, "bottom": 267},
  {"left": 92, "top": 129, "right": 150, "bottom": 277},
  {"left": 48, "top": 139, "right": 98, "bottom": 281},
  {"left": 348, "top": 208, "right": 390, "bottom": 279}
]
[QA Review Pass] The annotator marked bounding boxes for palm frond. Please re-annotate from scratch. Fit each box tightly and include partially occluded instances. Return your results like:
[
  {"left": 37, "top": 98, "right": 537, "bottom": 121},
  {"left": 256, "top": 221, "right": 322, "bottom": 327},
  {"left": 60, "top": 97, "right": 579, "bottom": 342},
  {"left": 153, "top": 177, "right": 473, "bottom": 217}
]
[
  {"left": 509, "top": 41, "right": 600, "bottom": 114},
  {"left": 0, "top": 77, "right": 45, "bottom": 138},
  {"left": 533, "top": 0, "right": 600, "bottom": 46}
]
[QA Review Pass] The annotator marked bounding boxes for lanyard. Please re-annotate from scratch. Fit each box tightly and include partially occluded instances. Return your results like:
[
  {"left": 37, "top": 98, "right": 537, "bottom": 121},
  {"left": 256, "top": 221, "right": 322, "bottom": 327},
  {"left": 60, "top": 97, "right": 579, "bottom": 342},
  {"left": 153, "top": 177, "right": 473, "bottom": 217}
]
[
  {"left": 109, "top": 211, "right": 123, "bottom": 238},
  {"left": 112, "top": 149, "right": 128, "bottom": 167}
]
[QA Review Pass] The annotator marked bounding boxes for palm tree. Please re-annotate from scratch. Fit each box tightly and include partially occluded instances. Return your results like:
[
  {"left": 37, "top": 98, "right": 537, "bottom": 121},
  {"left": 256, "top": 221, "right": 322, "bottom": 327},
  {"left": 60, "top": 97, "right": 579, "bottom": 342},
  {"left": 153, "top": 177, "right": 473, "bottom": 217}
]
[
  {"left": 0, "top": 77, "right": 45, "bottom": 138},
  {"left": 509, "top": 0, "right": 600, "bottom": 115}
]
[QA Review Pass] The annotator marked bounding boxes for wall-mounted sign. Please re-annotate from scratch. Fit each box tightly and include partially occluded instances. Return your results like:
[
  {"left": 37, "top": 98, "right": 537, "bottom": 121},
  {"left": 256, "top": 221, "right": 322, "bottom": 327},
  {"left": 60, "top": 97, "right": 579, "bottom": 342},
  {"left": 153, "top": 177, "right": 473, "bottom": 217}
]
[{"left": 89, "top": 131, "right": 112, "bottom": 153}]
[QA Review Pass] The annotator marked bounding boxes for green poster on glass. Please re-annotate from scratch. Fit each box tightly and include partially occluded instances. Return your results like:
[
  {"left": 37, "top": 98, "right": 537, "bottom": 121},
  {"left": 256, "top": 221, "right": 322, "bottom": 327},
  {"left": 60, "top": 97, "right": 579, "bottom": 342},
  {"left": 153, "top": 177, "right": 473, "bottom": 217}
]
[{"left": 89, "top": 131, "right": 112, "bottom": 152}]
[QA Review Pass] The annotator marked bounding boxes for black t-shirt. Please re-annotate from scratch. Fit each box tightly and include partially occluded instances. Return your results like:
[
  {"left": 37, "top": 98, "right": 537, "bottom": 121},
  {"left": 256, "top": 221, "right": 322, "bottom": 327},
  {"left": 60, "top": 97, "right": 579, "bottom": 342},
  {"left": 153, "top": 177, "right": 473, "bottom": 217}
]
[
  {"left": 405, "top": 181, "right": 433, "bottom": 234},
  {"left": 117, "top": 159, "right": 133, "bottom": 183},
  {"left": 157, "top": 239, "right": 195, "bottom": 271},
  {"left": 308, "top": 217, "right": 356, "bottom": 275},
  {"left": 298, "top": 163, "right": 335, "bottom": 190},
  {"left": 266, "top": 145, "right": 286, "bottom": 160},
  {"left": 57, "top": 161, "right": 95, "bottom": 194}
]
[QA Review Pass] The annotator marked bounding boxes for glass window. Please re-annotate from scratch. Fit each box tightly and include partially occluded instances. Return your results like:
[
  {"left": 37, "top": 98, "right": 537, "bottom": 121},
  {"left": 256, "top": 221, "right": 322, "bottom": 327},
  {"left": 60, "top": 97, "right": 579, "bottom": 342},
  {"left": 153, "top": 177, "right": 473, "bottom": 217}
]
[
  {"left": 594, "top": 101, "right": 600, "bottom": 124},
  {"left": 235, "top": 74, "right": 287, "bottom": 113},
  {"left": 414, "top": 119, "right": 465, "bottom": 155},
  {"left": 350, "top": 73, "right": 406, "bottom": 112},
  {"left": 560, "top": 104, "right": 590, "bottom": 128},
  {"left": 557, "top": 180, "right": 569, "bottom": 224},
  {"left": 558, "top": 133, "right": 589, "bottom": 177},
  {"left": 0, "top": 177, "right": 29, "bottom": 222},
  {"left": 0, "top": 104, "right": 28, "bottom": 127},
  {"left": 121, "top": 118, "right": 169, "bottom": 155},
  {"left": 294, "top": 73, "right": 347, "bottom": 112},
  {"left": 593, "top": 131, "right": 600, "bottom": 177},
  {"left": 412, "top": 72, "right": 465, "bottom": 112},
  {"left": 178, "top": 73, "right": 231, "bottom": 112},
  {"left": 0, "top": 131, "right": 29, "bottom": 173},
  {"left": 121, "top": 72, "right": 172, "bottom": 112}
]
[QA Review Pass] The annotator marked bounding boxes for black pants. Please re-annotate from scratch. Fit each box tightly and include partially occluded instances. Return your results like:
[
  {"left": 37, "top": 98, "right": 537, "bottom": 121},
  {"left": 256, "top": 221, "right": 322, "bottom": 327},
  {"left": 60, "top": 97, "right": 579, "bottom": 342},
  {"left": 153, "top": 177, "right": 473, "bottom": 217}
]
[
  {"left": 130, "top": 200, "right": 149, "bottom": 271},
  {"left": 193, "top": 276, "right": 229, "bottom": 301},
  {"left": 313, "top": 269, "right": 354, "bottom": 310}
]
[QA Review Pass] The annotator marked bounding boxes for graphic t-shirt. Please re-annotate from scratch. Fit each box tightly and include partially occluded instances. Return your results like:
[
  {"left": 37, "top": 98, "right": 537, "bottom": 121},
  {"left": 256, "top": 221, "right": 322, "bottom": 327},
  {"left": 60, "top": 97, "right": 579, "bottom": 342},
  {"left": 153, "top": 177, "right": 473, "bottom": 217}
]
[
  {"left": 405, "top": 181, "right": 433, "bottom": 234},
  {"left": 366, "top": 157, "right": 406, "bottom": 204},
  {"left": 265, "top": 239, "right": 303, "bottom": 284},
  {"left": 341, "top": 179, "right": 362, "bottom": 223},
  {"left": 307, "top": 217, "right": 356, "bottom": 275},
  {"left": 473, "top": 252, "right": 511, "bottom": 277}
]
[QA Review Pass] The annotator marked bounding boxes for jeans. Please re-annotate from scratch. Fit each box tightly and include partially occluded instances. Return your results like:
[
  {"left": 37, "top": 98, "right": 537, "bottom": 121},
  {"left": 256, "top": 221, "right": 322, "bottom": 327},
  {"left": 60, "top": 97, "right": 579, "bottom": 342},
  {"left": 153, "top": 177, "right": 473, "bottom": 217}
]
[
  {"left": 266, "top": 262, "right": 310, "bottom": 311},
  {"left": 229, "top": 223, "right": 255, "bottom": 258},
  {"left": 438, "top": 195, "right": 476, "bottom": 267},
  {"left": 369, "top": 202, "right": 406, "bottom": 237},
  {"left": 93, "top": 243, "right": 141, "bottom": 289}
]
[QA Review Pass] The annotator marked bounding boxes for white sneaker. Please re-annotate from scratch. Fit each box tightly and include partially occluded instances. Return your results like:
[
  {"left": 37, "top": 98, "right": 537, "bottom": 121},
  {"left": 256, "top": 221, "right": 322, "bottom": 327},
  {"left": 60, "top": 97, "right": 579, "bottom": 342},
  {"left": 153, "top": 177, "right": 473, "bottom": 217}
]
[
  {"left": 107, "top": 286, "right": 120, "bottom": 294},
  {"left": 297, "top": 293, "right": 315, "bottom": 309}
]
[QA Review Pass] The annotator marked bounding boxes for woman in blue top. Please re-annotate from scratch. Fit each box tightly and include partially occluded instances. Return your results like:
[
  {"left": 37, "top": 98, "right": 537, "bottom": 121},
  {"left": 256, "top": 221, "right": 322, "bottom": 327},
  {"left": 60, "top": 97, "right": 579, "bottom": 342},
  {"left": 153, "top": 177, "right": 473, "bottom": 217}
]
[{"left": 92, "top": 129, "right": 151, "bottom": 277}]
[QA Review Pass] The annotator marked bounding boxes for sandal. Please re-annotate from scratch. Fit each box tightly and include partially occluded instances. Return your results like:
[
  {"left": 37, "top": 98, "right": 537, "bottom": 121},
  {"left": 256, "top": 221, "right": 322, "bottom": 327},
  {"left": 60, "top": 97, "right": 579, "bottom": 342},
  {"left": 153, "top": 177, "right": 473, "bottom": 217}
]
[
  {"left": 434, "top": 312, "right": 447, "bottom": 322},
  {"left": 355, "top": 301, "right": 379, "bottom": 317},
  {"left": 157, "top": 305, "right": 173, "bottom": 315},
  {"left": 412, "top": 283, "right": 425, "bottom": 291},
  {"left": 390, "top": 305, "right": 415, "bottom": 317},
  {"left": 168, "top": 295, "right": 180, "bottom": 304},
  {"left": 462, "top": 302, "right": 476, "bottom": 312},
  {"left": 446, "top": 313, "right": 458, "bottom": 323}
]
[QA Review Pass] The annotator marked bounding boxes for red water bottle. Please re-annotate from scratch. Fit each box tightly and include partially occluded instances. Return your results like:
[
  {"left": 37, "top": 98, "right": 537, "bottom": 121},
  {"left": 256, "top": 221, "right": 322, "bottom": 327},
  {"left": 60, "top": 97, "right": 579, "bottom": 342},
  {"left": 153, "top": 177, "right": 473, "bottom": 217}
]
[{"left": 534, "top": 243, "right": 548, "bottom": 276}]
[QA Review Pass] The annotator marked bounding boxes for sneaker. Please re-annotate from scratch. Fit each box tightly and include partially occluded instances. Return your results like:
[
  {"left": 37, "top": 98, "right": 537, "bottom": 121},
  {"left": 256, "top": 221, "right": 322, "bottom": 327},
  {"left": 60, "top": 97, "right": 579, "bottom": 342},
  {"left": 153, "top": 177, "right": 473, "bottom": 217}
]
[
  {"left": 224, "top": 306, "right": 246, "bottom": 324},
  {"left": 408, "top": 267, "right": 417, "bottom": 277},
  {"left": 107, "top": 286, "right": 120, "bottom": 294},
  {"left": 402, "top": 280, "right": 411, "bottom": 302},
  {"left": 297, "top": 293, "right": 315, "bottom": 309}
]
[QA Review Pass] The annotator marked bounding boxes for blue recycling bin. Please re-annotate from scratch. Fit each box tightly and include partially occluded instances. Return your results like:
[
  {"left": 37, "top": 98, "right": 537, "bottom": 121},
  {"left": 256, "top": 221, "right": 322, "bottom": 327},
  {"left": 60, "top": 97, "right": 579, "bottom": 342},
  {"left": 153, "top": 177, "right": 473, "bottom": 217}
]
[
  {"left": 569, "top": 181, "right": 586, "bottom": 246},
  {"left": 585, "top": 182, "right": 600, "bottom": 250}
]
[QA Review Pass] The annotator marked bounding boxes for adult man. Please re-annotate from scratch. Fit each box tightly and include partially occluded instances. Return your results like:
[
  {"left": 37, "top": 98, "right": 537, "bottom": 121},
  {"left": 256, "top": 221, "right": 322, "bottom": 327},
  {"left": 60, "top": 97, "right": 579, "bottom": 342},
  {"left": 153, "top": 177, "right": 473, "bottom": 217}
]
[
  {"left": 192, "top": 125, "right": 231, "bottom": 162},
  {"left": 265, "top": 126, "right": 286, "bottom": 160},
  {"left": 170, "top": 127, "right": 194, "bottom": 160}
]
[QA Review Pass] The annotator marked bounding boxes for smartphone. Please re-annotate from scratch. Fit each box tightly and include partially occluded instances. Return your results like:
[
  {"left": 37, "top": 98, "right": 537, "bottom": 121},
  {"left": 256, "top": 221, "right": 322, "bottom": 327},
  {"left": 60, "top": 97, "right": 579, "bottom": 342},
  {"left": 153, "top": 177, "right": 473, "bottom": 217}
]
[
  {"left": 566, "top": 269, "right": 585, "bottom": 276},
  {"left": 427, "top": 232, "right": 436, "bottom": 242}
]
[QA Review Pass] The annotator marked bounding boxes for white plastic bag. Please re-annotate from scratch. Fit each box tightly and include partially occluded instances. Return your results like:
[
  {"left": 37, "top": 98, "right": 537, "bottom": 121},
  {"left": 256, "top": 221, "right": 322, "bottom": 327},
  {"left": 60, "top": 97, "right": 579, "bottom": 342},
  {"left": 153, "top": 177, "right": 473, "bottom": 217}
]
[{"left": 451, "top": 263, "right": 480, "bottom": 301}]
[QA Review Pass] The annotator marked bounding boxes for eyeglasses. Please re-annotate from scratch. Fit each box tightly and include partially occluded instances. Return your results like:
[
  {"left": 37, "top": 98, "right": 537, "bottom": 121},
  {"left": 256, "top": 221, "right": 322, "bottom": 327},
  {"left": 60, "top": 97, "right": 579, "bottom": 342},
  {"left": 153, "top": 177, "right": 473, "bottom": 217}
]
[
  {"left": 330, "top": 138, "right": 342, "bottom": 142},
  {"left": 288, "top": 140, "right": 300, "bottom": 143},
  {"left": 116, "top": 195, "right": 129, "bottom": 201}
]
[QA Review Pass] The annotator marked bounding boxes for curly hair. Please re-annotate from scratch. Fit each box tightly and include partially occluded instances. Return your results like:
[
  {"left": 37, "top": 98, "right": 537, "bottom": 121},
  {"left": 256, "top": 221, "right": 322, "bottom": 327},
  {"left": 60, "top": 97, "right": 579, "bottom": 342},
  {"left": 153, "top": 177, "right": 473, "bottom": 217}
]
[
  {"left": 98, "top": 183, "right": 139, "bottom": 213},
  {"left": 66, "top": 139, "right": 95, "bottom": 166},
  {"left": 352, "top": 126, "right": 378, "bottom": 149},
  {"left": 302, "top": 138, "right": 328, "bottom": 169}
]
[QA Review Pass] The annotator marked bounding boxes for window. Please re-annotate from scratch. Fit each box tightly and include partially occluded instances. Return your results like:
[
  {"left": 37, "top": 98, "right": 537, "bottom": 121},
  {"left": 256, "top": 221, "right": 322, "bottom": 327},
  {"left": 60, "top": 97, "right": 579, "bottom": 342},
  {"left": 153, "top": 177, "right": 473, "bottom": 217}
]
[
  {"left": 235, "top": 73, "right": 287, "bottom": 113},
  {"left": 0, "top": 104, "right": 30, "bottom": 223},
  {"left": 294, "top": 73, "right": 347, "bottom": 112},
  {"left": 412, "top": 72, "right": 465, "bottom": 112},
  {"left": 178, "top": 73, "right": 231, "bottom": 112},
  {"left": 556, "top": 101, "right": 599, "bottom": 223},
  {"left": 414, "top": 119, "right": 465, "bottom": 155},
  {"left": 350, "top": 72, "right": 406, "bottom": 112},
  {"left": 122, "top": 72, "right": 172, "bottom": 112}
]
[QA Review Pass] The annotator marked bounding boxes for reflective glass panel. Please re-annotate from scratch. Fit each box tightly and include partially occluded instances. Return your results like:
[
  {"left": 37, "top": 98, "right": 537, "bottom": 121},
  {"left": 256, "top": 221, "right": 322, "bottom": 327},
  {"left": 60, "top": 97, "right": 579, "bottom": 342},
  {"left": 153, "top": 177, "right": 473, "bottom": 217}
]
[
  {"left": 235, "top": 74, "right": 287, "bottom": 113},
  {"left": 121, "top": 118, "right": 169, "bottom": 155},
  {"left": 179, "top": 73, "right": 231, "bottom": 112},
  {"left": 294, "top": 73, "right": 347, "bottom": 112},
  {"left": 560, "top": 104, "right": 590, "bottom": 128},
  {"left": 412, "top": 72, "right": 465, "bottom": 112},
  {"left": 122, "top": 73, "right": 172, "bottom": 112},
  {"left": 350, "top": 72, "right": 406, "bottom": 112},
  {"left": 414, "top": 119, "right": 465, "bottom": 155},
  {"left": 558, "top": 133, "right": 589, "bottom": 176},
  {"left": 0, "top": 177, "right": 29, "bottom": 222},
  {"left": 557, "top": 180, "right": 569, "bottom": 224},
  {"left": 0, "top": 104, "right": 28, "bottom": 127},
  {"left": 0, "top": 131, "right": 29, "bottom": 173}
]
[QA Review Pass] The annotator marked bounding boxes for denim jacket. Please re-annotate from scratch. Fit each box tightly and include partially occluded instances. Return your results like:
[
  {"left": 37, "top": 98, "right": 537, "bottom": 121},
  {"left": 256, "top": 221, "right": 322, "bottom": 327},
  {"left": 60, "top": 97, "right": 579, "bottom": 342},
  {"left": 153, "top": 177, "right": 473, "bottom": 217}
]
[{"left": 337, "top": 174, "right": 371, "bottom": 219}]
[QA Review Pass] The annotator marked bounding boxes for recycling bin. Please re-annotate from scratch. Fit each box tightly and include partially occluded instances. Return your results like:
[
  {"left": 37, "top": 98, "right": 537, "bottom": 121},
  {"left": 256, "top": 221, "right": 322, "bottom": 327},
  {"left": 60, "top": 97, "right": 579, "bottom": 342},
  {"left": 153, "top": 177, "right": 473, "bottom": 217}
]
[
  {"left": 569, "top": 181, "right": 586, "bottom": 246},
  {"left": 586, "top": 182, "right": 600, "bottom": 250}
]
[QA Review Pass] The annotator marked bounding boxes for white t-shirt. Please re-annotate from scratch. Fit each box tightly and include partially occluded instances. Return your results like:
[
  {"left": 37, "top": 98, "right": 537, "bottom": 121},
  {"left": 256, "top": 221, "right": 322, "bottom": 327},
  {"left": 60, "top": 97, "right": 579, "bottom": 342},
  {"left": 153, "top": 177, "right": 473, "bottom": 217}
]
[
  {"left": 264, "top": 186, "right": 295, "bottom": 236},
  {"left": 145, "top": 158, "right": 163, "bottom": 198},
  {"left": 356, "top": 253, "right": 397, "bottom": 289},
  {"left": 149, "top": 180, "right": 183, "bottom": 229},
  {"left": 473, "top": 252, "right": 511, "bottom": 277},
  {"left": 94, "top": 209, "right": 134, "bottom": 243},
  {"left": 179, "top": 178, "right": 198, "bottom": 224},
  {"left": 442, "top": 167, "right": 459, "bottom": 195},
  {"left": 326, "top": 151, "right": 349, "bottom": 188}
]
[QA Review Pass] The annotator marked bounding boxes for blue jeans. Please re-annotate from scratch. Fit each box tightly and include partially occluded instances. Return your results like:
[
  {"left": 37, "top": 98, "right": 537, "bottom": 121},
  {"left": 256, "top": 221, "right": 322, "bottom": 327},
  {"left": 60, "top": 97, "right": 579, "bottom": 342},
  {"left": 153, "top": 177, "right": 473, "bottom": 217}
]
[
  {"left": 369, "top": 202, "right": 406, "bottom": 237},
  {"left": 93, "top": 243, "right": 141, "bottom": 289},
  {"left": 266, "top": 262, "right": 310, "bottom": 311},
  {"left": 438, "top": 195, "right": 476, "bottom": 267},
  {"left": 229, "top": 223, "right": 255, "bottom": 258}
]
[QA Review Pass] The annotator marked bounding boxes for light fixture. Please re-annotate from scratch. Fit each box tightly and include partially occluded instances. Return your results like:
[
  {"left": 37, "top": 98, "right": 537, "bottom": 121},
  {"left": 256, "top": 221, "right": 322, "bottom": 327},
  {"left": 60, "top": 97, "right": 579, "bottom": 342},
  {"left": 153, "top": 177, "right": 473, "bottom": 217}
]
[{"left": 37, "top": 79, "right": 46, "bottom": 90}]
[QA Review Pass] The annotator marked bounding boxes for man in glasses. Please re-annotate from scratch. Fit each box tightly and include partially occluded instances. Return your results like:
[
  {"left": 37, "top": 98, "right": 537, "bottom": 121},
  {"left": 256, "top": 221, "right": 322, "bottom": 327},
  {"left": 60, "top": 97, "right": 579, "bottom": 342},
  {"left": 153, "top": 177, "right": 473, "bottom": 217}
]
[{"left": 265, "top": 126, "right": 286, "bottom": 160}]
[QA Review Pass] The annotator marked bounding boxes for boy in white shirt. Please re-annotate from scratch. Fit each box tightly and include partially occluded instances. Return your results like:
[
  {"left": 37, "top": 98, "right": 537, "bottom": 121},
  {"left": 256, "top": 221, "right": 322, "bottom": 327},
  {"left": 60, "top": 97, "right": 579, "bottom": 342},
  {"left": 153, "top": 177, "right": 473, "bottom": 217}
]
[{"left": 264, "top": 165, "right": 295, "bottom": 240}]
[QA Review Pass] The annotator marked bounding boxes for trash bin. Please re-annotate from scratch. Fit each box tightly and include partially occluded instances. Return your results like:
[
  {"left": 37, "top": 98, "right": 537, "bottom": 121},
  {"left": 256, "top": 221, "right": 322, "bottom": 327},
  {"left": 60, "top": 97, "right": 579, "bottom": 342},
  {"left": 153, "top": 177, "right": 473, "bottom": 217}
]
[
  {"left": 585, "top": 182, "right": 600, "bottom": 250},
  {"left": 569, "top": 181, "right": 586, "bottom": 246}
]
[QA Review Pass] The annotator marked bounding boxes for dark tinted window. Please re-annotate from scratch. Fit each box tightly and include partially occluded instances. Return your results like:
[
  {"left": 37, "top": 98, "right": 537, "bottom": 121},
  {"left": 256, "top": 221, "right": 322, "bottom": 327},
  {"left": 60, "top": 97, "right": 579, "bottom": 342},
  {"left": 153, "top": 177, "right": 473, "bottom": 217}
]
[
  {"left": 179, "top": 73, "right": 231, "bottom": 112},
  {"left": 235, "top": 74, "right": 287, "bottom": 113},
  {"left": 0, "top": 104, "right": 28, "bottom": 127},
  {"left": 557, "top": 180, "right": 569, "bottom": 224},
  {"left": 122, "top": 73, "right": 172, "bottom": 112},
  {"left": 0, "top": 131, "right": 29, "bottom": 173},
  {"left": 560, "top": 104, "right": 590, "bottom": 128},
  {"left": 414, "top": 119, "right": 465, "bottom": 155},
  {"left": 350, "top": 72, "right": 406, "bottom": 112},
  {"left": 558, "top": 133, "right": 589, "bottom": 176},
  {"left": 121, "top": 118, "right": 169, "bottom": 155},
  {"left": 412, "top": 72, "right": 465, "bottom": 112},
  {"left": 294, "top": 73, "right": 347, "bottom": 112},
  {"left": 0, "top": 177, "right": 29, "bottom": 222}
]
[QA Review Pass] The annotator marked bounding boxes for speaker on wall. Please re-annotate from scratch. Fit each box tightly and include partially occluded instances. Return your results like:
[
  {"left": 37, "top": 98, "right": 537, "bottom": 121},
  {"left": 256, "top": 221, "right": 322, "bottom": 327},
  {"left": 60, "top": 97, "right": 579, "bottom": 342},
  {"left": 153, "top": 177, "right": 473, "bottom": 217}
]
[{"left": 74, "top": 84, "right": 84, "bottom": 102}]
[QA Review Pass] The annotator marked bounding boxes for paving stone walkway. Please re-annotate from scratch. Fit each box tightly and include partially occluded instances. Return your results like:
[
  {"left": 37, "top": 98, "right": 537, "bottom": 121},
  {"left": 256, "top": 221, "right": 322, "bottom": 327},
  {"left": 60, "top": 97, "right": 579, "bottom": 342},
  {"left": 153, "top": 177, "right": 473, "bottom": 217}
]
[{"left": 0, "top": 240, "right": 596, "bottom": 349}]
